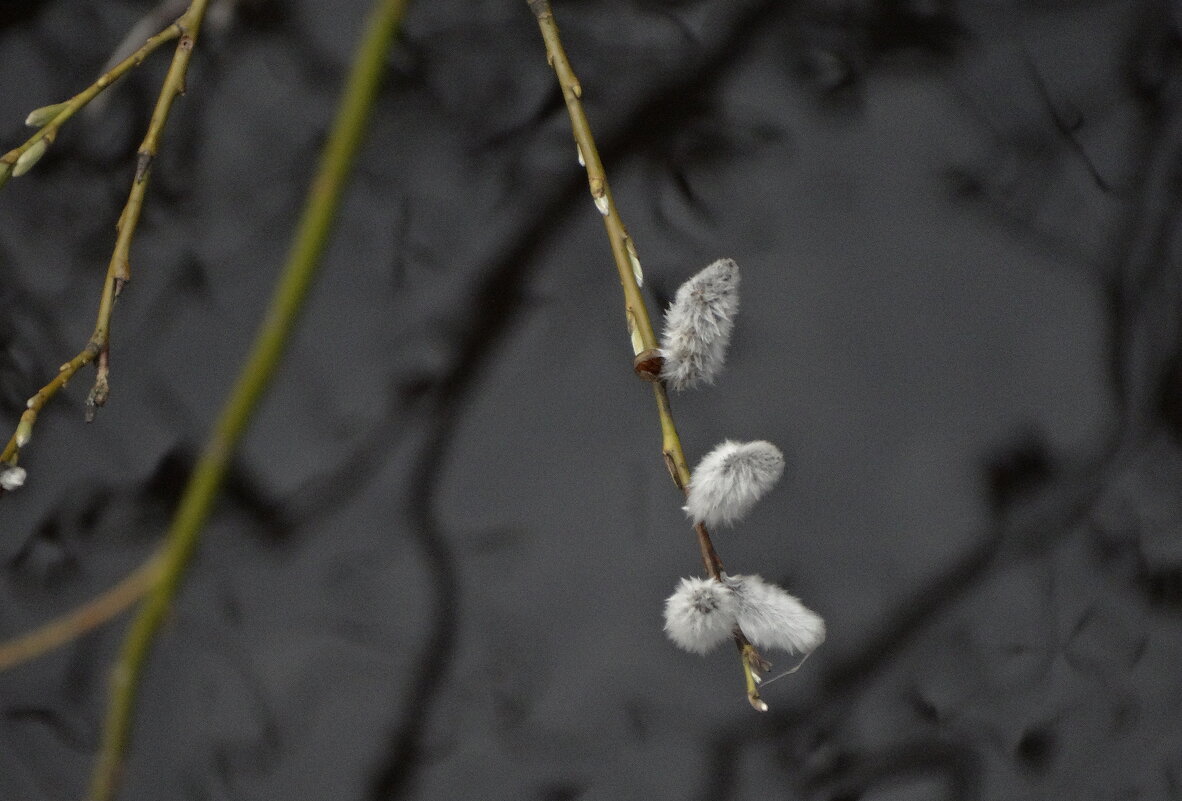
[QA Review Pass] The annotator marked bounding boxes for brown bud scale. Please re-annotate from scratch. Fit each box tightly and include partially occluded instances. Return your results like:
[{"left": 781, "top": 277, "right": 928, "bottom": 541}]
[{"left": 633, "top": 349, "right": 664, "bottom": 382}]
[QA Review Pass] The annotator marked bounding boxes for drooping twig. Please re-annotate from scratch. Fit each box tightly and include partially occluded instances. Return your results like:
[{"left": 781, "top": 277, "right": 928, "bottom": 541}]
[
  {"left": 86, "top": 0, "right": 410, "bottom": 798},
  {"left": 0, "top": 553, "right": 165, "bottom": 672},
  {"left": 0, "top": 0, "right": 212, "bottom": 469},
  {"left": 526, "top": 0, "right": 767, "bottom": 711},
  {"left": 0, "top": 19, "right": 185, "bottom": 188}
]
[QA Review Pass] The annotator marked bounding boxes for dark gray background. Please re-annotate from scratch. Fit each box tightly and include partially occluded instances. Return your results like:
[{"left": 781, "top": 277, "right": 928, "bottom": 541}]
[{"left": 2, "top": 0, "right": 1181, "bottom": 798}]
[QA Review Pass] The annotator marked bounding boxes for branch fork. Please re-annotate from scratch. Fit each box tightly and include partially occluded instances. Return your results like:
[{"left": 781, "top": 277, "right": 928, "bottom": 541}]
[{"left": 1, "top": 0, "right": 212, "bottom": 469}]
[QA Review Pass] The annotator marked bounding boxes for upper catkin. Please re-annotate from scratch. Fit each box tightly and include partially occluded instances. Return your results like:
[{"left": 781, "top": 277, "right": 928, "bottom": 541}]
[
  {"left": 684, "top": 440, "right": 785, "bottom": 528},
  {"left": 659, "top": 258, "right": 739, "bottom": 390},
  {"left": 663, "top": 576, "right": 738, "bottom": 654},
  {"left": 725, "top": 574, "right": 825, "bottom": 656}
]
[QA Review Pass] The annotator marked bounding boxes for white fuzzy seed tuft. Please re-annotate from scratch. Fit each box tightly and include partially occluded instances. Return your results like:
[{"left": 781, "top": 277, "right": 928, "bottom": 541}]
[
  {"left": 0, "top": 465, "right": 27, "bottom": 491},
  {"left": 685, "top": 440, "right": 785, "bottom": 528},
  {"left": 663, "top": 576, "right": 738, "bottom": 654},
  {"left": 659, "top": 258, "right": 739, "bottom": 390},
  {"left": 725, "top": 574, "right": 825, "bottom": 656}
]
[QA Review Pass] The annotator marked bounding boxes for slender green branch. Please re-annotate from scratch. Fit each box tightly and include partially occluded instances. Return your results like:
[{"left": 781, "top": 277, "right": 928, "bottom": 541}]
[
  {"left": 526, "top": 0, "right": 766, "bottom": 710},
  {"left": 0, "top": 553, "right": 164, "bottom": 672},
  {"left": 1, "top": 0, "right": 212, "bottom": 467},
  {"left": 87, "top": 0, "right": 410, "bottom": 798}
]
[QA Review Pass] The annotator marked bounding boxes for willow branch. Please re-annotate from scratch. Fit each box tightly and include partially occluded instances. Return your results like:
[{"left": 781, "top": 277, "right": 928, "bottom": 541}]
[
  {"left": 0, "top": 16, "right": 185, "bottom": 188},
  {"left": 527, "top": 0, "right": 765, "bottom": 710},
  {"left": 1, "top": 0, "right": 211, "bottom": 468},
  {"left": 87, "top": 0, "right": 410, "bottom": 798},
  {"left": 0, "top": 554, "right": 164, "bottom": 672}
]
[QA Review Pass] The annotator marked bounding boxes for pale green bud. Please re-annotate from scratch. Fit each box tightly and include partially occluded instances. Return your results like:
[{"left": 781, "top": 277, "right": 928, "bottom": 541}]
[
  {"left": 14, "top": 419, "right": 32, "bottom": 448},
  {"left": 13, "top": 138, "right": 48, "bottom": 177},
  {"left": 24, "top": 101, "right": 68, "bottom": 128}
]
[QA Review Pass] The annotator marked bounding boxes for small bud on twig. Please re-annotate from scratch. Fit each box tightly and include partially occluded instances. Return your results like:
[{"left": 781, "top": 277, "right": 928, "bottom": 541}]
[
  {"left": 663, "top": 576, "right": 737, "bottom": 654},
  {"left": 86, "top": 375, "right": 110, "bottom": 423},
  {"left": 25, "top": 102, "right": 69, "bottom": 128},
  {"left": 14, "top": 419, "right": 33, "bottom": 448},
  {"left": 13, "top": 138, "right": 49, "bottom": 177},
  {"left": 685, "top": 440, "right": 784, "bottom": 528},
  {"left": 659, "top": 258, "right": 739, "bottom": 390},
  {"left": 724, "top": 574, "right": 825, "bottom": 656}
]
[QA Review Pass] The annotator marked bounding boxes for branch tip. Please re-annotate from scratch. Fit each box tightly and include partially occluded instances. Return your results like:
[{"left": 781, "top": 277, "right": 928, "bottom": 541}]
[{"left": 86, "top": 377, "right": 110, "bottom": 422}]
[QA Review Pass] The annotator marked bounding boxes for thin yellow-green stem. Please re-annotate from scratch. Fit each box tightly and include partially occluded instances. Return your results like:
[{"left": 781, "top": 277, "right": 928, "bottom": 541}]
[
  {"left": 0, "top": 19, "right": 184, "bottom": 184},
  {"left": 0, "top": 553, "right": 165, "bottom": 672},
  {"left": 527, "top": 0, "right": 765, "bottom": 711},
  {"left": 530, "top": 1, "right": 658, "bottom": 356},
  {"left": 86, "top": 1, "right": 410, "bottom": 798},
  {"left": 1, "top": 0, "right": 211, "bottom": 467},
  {"left": 654, "top": 382, "right": 692, "bottom": 490}
]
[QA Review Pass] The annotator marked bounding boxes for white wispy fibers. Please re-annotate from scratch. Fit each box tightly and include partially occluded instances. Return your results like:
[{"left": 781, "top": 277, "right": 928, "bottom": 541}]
[
  {"left": 663, "top": 576, "right": 738, "bottom": 654},
  {"left": 659, "top": 258, "right": 739, "bottom": 390},
  {"left": 685, "top": 440, "right": 785, "bottom": 528},
  {"left": 0, "top": 465, "right": 26, "bottom": 491},
  {"left": 725, "top": 574, "right": 825, "bottom": 656}
]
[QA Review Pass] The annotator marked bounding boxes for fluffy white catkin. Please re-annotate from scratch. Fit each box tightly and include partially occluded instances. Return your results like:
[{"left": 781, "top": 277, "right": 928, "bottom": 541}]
[
  {"left": 0, "top": 465, "right": 26, "bottom": 491},
  {"left": 659, "top": 258, "right": 739, "bottom": 390},
  {"left": 663, "top": 576, "right": 738, "bottom": 654},
  {"left": 684, "top": 440, "right": 785, "bottom": 528},
  {"left": 725, "top": 574, "right": 825, "bottom": 656}
]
